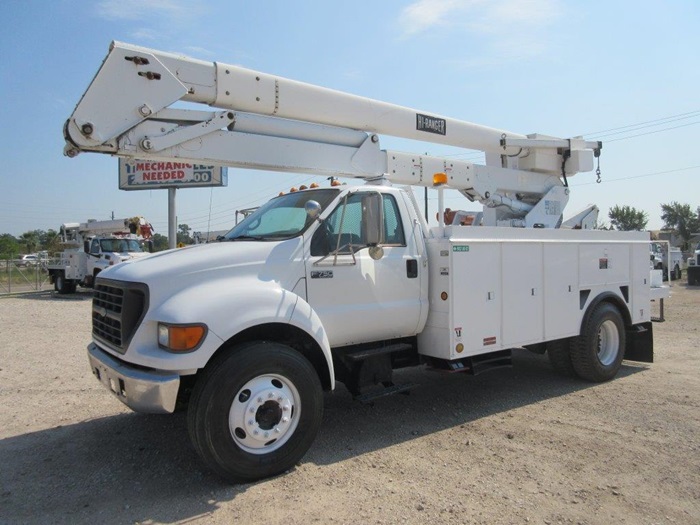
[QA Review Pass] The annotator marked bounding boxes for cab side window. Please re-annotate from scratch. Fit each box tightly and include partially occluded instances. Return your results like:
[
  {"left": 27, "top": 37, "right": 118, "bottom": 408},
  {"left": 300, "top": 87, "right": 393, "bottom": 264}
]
[
  {"left": 383, "top": 194, "right": 405, "bottom": 246},
  {"left": 90, "top": 239, "right": 100, "bottom": 254},
  {"left": 310, "top": 193, "right": 405, "bottom": 256}
]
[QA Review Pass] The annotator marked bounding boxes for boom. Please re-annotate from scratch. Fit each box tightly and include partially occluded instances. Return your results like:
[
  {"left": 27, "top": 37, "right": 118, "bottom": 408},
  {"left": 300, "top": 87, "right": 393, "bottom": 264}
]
[{"left": 64, "top": 41, "right": 602, "bottom": 228}]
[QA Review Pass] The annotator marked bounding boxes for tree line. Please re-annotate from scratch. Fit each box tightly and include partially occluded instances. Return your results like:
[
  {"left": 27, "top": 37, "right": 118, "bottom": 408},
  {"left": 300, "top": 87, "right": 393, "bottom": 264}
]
[
  {"left": 0, "top": 223, "right": 199, "bottom": 258},
  {"left": 607, "top": 201, "right": 700, "bottom": 250}
]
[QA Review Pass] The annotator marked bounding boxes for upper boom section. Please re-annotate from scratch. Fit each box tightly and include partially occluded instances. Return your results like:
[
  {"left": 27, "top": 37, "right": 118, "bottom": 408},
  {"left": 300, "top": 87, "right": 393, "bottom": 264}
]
[{"left": 66, "top": 41, "right": 527, "bottom": 155}]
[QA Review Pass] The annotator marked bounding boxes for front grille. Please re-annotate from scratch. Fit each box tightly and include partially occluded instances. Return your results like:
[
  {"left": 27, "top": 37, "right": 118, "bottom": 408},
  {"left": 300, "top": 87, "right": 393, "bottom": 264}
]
[{"left": 93, "top": 279, "right": 149, "bottom": 353}]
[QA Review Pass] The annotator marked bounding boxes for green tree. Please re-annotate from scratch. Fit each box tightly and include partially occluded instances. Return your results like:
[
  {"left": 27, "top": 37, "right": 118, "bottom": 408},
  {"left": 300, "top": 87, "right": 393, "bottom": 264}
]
[
  {"left": 660, "top": 202, "right": 700, "bottom": 250},
  {"left": 0, "top": 233, "right": 19, "bottom": 258},
  {"left": 18, "top": 230, "right": 40, "bottom": 253},
  {"left": 42, "top": 229, "right": 62, "bottom": 254},
  {"left": 151, "top": 233, "right": 169, "bottom": 251},
  {"left": 608, "top": 205, "right": 648, "bottom": 231},
  {"left": 177, "top": 223, "right": 193, "bottom": 245}
]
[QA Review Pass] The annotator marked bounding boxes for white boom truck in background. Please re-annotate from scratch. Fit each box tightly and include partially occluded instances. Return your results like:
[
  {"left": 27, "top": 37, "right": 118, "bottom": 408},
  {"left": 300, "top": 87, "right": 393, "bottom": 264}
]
[
  {"left": 47, "top": 217, "right": 152, "bottom": 294},
  {"left": 63, "top": 42, "right": 665, "bottom": 483},
  {"left": 649, "top": 241, "right": 684, "bottom": 281}
]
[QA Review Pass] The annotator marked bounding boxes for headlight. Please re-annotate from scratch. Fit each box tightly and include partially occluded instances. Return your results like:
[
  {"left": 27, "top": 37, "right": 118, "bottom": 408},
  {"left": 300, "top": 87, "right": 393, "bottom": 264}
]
[{"left": 157, "top": 323, "right": 207, "bottom": 352}]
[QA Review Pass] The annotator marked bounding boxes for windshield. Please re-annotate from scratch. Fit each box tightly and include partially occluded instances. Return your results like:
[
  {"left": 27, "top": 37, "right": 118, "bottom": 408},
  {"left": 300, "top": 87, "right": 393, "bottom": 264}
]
[
  {"left": 223, "top": 189, "right": 340, "bottom": 241},
  {"left": 100, "top": 239, "right": 143, "bottom": 253}
]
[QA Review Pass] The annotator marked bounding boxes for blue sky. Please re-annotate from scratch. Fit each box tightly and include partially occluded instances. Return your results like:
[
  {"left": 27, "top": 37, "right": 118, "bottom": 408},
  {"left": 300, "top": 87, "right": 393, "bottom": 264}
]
[{"left": 1, "top": 0, "right": 698, "bottom": 237}]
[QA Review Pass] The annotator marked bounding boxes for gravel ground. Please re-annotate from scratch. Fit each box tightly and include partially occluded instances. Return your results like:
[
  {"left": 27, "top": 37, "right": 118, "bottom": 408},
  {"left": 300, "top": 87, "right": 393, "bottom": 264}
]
[{"left": 1, "top": 283, "right": 698, "bottom": 525}]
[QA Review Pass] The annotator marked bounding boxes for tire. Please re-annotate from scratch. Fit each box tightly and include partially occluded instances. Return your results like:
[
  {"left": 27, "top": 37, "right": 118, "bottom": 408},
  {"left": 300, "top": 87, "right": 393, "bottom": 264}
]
[
  {"left": 187, "top": 341, "right": 324, "bottom": 483},
  {"left": 547, "top": 338, "right": 575, "bottom": 376},
  {"left": 54, "top": 271, "right": 74, "bottom": 295},
  {"left": 570, "top": 302, "right": 626, "bottom": 382},
  {"left": 673, "top": 266, "right": 681, "bottom": 281}
]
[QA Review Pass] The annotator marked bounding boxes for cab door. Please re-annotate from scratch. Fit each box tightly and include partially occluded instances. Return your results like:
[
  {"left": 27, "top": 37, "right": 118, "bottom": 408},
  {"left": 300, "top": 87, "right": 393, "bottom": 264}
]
[{"left": 305, "top": 190, "right": 424, "bottom": 347}]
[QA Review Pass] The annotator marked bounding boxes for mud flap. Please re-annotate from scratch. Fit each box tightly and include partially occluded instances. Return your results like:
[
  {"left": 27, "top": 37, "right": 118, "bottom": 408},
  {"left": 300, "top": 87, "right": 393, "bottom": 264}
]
[{"left": 624, "top": 322, "right": 653, "bottom": 363}]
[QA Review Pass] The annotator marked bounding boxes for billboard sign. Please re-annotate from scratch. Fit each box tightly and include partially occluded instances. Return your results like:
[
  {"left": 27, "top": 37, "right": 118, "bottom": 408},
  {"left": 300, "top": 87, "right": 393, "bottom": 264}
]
[{"left": 119, "top": 159, "right": 227, "bottom": 190}]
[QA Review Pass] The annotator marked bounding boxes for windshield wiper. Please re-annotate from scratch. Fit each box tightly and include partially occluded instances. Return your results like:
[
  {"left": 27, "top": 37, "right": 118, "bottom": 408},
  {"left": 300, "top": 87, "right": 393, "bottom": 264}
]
[{"left": 228, "top": 235, "right": 265, "bottom": 241}]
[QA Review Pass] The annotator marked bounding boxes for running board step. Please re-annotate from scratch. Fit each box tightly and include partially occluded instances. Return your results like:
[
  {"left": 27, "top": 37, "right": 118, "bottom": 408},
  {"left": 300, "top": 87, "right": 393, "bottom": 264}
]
[
  {"left": 425, "top": 350, "right": 512, "bottom": 375},
  {"left": 345, "top": 343, "right": 413, "bottom": 362},
  {"left": 354, "top": 382, "right": 417, "bottom": 404}
]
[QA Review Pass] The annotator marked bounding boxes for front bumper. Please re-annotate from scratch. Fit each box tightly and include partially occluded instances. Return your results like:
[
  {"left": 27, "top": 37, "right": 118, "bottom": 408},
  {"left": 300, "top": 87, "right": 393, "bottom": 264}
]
[{"left": 87, "top": 343, "right": 180, "bottom": 413}]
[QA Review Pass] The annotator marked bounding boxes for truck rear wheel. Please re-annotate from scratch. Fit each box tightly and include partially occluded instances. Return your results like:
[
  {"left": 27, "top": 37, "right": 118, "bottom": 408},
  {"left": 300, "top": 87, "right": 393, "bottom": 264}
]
[
  {"left": 570, "top": 302, "right": 625, "bottom": 382},
  {"left": 54, "top": 271, "right": 75, "bottom": 294},
  {"left": 547, "top": 338, "right": 575, "bottom": 376},
  {"left": 672, "top": 266, "right": 681, "bottom": 281},
  {"left": 187, "top": 341, "right": 323, "bottom": 483}
]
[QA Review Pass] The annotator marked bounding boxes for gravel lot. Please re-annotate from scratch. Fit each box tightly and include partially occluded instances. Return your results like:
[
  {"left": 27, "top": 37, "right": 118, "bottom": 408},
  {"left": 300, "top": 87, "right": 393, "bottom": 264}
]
[{"left": 1, "top": 283, "right": 698, "bottom": 525}]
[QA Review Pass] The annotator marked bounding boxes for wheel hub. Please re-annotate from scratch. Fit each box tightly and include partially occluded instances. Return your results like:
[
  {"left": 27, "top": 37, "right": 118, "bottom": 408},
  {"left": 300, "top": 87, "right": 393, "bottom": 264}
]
[
  {"left": 229, "top": 375, "right": 299, "bottom": 453},
  {"left": 597, "top": 319, "right": 620, "bottom": 366}
]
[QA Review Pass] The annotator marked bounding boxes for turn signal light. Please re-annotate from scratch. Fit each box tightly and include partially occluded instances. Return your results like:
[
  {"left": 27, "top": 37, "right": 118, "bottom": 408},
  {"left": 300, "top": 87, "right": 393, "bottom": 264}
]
[
  {"left": 433, "top": 172, "right": 448, "bottom": 186},
  {"left": 158, "top": 323, "right": 207, "bottom": 352}
]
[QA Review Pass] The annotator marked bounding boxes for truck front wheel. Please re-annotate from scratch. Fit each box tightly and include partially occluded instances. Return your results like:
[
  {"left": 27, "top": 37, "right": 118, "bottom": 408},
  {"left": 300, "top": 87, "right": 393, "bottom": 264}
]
[
  {"left": 187, "top": 341, "right": 324, "bottom": 483},
  {"left": 570, "top": 303, "right": 625, "bottom": 382}
]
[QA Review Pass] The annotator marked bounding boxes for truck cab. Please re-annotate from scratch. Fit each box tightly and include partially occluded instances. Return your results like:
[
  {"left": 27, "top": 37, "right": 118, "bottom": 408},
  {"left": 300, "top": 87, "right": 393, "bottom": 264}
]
[
  {"left": 91, "top": 184, "right": 427, "bottom": 380},
  {"left": 86, "top": 235, "right": 148, "bottom": 278}
]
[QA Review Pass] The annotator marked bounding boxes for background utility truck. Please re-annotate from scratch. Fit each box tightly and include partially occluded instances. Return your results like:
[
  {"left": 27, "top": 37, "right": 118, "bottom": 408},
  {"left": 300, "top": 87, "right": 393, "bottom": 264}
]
[
  {"left": 47, "top": 217, "right": 152, "bottom": 294},
  {"left": 649, "top": 241, "right": 684, "bottom": 281},
  {"left": 64, "top": 42, "right": 666, "bottom": 483}
]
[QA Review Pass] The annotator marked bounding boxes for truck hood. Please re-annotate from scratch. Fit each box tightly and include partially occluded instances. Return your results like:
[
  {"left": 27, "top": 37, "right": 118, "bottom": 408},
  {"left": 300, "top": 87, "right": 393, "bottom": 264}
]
[
  {"left": 100, "top": 239, "right": 305, "bottom": 297},
  {"left": 114, "top": 251, "right": 150, "bottom": 261}
]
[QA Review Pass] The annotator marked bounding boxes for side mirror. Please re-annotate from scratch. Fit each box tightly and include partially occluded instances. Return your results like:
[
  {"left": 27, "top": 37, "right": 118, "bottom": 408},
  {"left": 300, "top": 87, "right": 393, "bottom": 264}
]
[
  {"left": 305, "top": 200, "right": 322, "bottom": 221},
  {"left": 363, "top": 192, "right": 384, "bottom": 249}
]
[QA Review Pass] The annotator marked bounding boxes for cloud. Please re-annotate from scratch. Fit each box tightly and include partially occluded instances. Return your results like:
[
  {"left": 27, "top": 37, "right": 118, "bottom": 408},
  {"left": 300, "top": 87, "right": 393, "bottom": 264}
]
[
  {"left": 95, "top": 0, "right": 205, "bottom": 22},
  {"left": 128, "top": 28, "right": 161, "bottom": 42},
  {"left": 398, "top": 0, "right": 564, "bottom": 63},
  {"left": 399, "top": 0, "right": 560, "bottom": 36}
]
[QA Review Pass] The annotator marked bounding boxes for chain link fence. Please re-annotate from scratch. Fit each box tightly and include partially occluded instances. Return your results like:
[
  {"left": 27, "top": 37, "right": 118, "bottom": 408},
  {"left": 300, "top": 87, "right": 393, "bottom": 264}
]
[{"left": 0, "top": 259, "right": 52, "bottom": 295}]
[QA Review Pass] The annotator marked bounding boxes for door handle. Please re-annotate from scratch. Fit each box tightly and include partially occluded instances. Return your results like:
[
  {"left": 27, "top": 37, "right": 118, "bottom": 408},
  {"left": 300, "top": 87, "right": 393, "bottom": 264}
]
[{"left": 406, "top": 259, "right": 418, "bottom": 278}]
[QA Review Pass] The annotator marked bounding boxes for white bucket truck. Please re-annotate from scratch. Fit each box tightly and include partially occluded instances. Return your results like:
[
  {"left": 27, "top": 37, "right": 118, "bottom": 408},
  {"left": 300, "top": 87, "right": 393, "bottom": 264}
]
[
  {"left": 63, "top": 42, "right": 665, "bottom": 482},
  {"left": 47, "top": 217, "right": 152, "bottom": 294},
  {"left": 649, "top": 241, "right": 684, "bottom": 281}
]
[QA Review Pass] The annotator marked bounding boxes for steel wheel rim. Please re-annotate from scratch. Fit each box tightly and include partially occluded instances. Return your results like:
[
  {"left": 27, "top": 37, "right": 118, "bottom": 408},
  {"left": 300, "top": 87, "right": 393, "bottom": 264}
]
[
  {"left": 229, "top": 374, "right": 300, "bottom": 454},
  {"left": 597, "top": 319, "right": 619, "bottom": 366}
]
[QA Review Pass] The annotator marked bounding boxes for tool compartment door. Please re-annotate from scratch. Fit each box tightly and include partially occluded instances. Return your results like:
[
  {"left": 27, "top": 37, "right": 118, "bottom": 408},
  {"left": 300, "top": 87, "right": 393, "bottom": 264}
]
[
  {"left": 450, "top": 242, "right": 502, "bottom": 355},
  {"left": 501, "top": 243, "right": 544, "bottom": 346}
]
